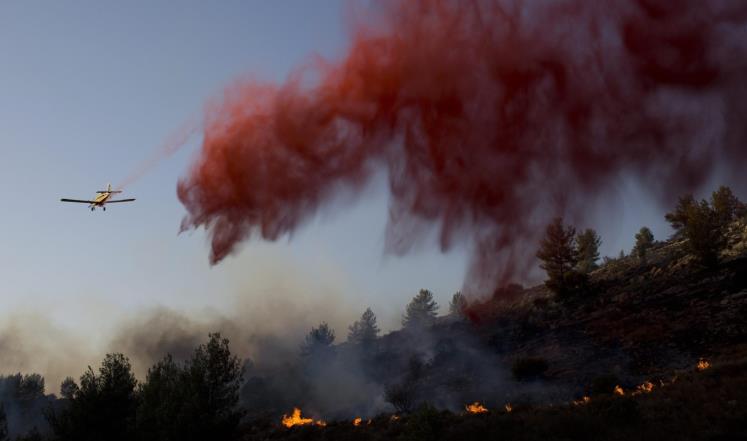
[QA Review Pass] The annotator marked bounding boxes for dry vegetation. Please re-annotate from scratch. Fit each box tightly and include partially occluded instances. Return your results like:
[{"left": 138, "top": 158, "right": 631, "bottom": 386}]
[
  {"left": 248, "top": 210, "right": 747, "bottom": 440},
  {"left": 246, "top": 358, "right": 747, "bottom": 440}
]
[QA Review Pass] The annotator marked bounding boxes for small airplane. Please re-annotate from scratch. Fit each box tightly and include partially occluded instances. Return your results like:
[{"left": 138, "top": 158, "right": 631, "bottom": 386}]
[{"left": 60, "top": 183, "right": 135, "bottom": 211}]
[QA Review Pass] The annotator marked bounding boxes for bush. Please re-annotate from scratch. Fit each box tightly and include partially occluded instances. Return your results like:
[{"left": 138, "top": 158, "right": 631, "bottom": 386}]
[
  {"left": 385, "top": 382, "right": 417, "bottom": 414},
  {"left": 512, "top": 357, "right": 549, "bottom": 381},
  {"left": 401, "top": 404, "right": 445, "bottom": 441}
]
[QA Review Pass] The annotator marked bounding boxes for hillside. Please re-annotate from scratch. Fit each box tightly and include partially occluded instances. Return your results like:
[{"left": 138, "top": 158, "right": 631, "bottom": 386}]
[
  {"left": 3, "top": 221, "right": 745, "bottom": 441},
  {"left": 246, "top": 360, "right": 747, "bottom": 441},
  {"left": 246, "top": 225, "right": 747, "bottom": 440}
]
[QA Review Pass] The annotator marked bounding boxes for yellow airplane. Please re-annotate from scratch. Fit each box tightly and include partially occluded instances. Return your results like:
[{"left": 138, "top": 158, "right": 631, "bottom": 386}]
[{"left": 60, "top": 183, "right": 135, "bottom": 211}]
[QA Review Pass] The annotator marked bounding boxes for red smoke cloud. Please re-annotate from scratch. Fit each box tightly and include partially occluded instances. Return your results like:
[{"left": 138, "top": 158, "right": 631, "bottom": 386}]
[{"left": 178, "top": 0, "right": 747, "bottom": 295}]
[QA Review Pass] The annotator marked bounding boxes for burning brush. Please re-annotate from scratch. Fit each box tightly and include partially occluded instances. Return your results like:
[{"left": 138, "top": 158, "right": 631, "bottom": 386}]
[
  {"left": 633, "top": 381, "right": 654, "bottom": 395},
  {"left": 281, "top": 408, "right": 325, "bottom": 428},
  {"left": 697, "top": 359, "right": 711, "bottom": 371},
  {"left": 573, "top": 396, "right": 592, "bottom": 406},
  {"left": 465, "top": 402, "right": 488, "bottom": 414}
]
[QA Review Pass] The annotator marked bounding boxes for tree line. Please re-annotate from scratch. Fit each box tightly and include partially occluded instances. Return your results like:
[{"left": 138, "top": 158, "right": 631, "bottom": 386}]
[
  {"left": 537, "top": 185, "right": 746, "bottom": 298},
  {"left": 0, "top": 287, "right": 466, "bottom": 441}
]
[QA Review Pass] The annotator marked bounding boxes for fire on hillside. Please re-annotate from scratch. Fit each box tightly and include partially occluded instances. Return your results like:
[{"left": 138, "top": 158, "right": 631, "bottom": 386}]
[
  {"left": 281, "top": 408, "right": 325, "bottom": 428},
  {"left": 465, "top": 402, "right": 488, "bottom": 414}
]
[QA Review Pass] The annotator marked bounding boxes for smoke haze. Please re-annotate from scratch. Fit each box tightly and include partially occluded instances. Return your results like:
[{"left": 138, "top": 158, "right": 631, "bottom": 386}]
[{"left": 0, "top": 249, "right": 360, "bottom": 392}]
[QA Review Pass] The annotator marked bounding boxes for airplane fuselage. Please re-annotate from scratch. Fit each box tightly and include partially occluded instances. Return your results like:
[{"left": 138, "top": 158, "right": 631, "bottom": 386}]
[
  {"left": 60, "top": 184, "right": 135, "bottom": 211},
  {"left": 91, "top": 192, "right": 112, "bottom": 207}
]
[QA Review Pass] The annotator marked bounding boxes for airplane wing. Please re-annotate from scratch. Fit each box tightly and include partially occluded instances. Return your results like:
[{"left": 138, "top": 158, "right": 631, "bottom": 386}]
[
  {"left": 60, "top": 198, "right": 96, "bottom": 203},
  {"left": 106, "top": 199, "right": 136, "bottom": 203}
]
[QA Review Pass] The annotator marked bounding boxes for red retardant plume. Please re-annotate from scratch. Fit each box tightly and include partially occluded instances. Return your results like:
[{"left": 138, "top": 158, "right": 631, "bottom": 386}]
[{"left": 178, "top": 0, "right": 747, "bottom": 296}]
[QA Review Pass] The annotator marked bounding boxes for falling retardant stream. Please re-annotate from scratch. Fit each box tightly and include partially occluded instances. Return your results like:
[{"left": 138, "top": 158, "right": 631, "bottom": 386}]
[
  {"left": 115, "top": 119, "right": 200, "bottom": 191},
  {"left": 171, "top": 0, "right": 747, "bottom": 296}
]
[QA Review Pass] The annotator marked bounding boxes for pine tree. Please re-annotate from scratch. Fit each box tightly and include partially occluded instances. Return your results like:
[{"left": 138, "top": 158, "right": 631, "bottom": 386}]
[
  {"left": 402, "top": 289, "right": 439, "bottom": 329},
  {"left": 448, "top": 292, "right": 467, "bottom": 318},
  {"left": 347, "top": 308, "right": 380, "bottom": 346},
  {"left": 537, "top": 217, "right": 583, "bottom": 297},
  {"left": 301, "top": 323, "right": 336, "bottom": 357},
  {"left": 665, "top": 187, "right": 745, "bottom": 267},
  {"left": 683, "top": 199, "right": 723, "bottom": 267},
  {"left": 711, "top": 185, "right": 746, "bottom": 225},
  {"left": 665, "top": 194, "right": 696, "bottom": 236},
  {"left": 136, "top": 355, "right": 181, "bottom": 441},
  {"left": 183, "top": 333, "right": 244, "bottom": 440},
  {"left": 60, "top": 377, "right": 79, "bottom": 400},
  {"left": 576, "top": 228, "right": 601, "bottom": 273},
  {"left": 48, "top": 353, "right": 137, "bottom": 441},
  {"left": 137, "top": 334, "right": 244, "bottom": 441},
  {"left": 633, "top": 227, "right": 655, "bottom": 261}
]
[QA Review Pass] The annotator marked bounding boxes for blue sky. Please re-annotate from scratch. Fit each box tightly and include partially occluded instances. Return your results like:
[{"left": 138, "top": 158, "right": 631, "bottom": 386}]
[
  {"left": 0, "top": 1, "right": 678, "bottom": 380},
  {"left": 0, "top": 1, "right": 469, "bottom": 338}
]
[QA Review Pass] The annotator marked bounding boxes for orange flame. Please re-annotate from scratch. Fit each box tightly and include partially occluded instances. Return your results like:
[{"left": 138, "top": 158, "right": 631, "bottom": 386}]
[
  {"left": 504, "top": 403, "right": 513, "bottom": 413},
  {"left": 466, "top": 402, "right": 488, "bottom": 413},
  {"left": 573, "top": 396, "right": 591, "bottom": 405},
  {"left": 353, "top": 417, "right": 362, "bottom": 426},
  {"left": 390, "top": 415, "right": 400, "bottom": 422},
  {"left": 281, "top": 408, "right": 325, "bottom": 428},
  {"left": 613, "top": 385, "right": 625, "bottom": 396},
  {"left": 282, "top": 408, "right": 312, "bottom": 428},
  {"left": 633, "top": 381, "right": 654, "bottom": 395},
  {"left": 697, "top": 359, "right": 710, "bottom": 371}
]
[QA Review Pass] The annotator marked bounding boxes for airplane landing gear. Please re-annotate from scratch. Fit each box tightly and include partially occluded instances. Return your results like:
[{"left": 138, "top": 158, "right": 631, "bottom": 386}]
[
  {"left": 90, "top": 207, "right": 95, "bottom": 211},
  {"left": 103, "top": 206, "right": 106, "bottom": 211}
]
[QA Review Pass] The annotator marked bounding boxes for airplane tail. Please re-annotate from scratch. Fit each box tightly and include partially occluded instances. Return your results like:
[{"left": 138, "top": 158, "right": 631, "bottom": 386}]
[{"left": 97, "top": 183, "right": 122, "bottom": 194}]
